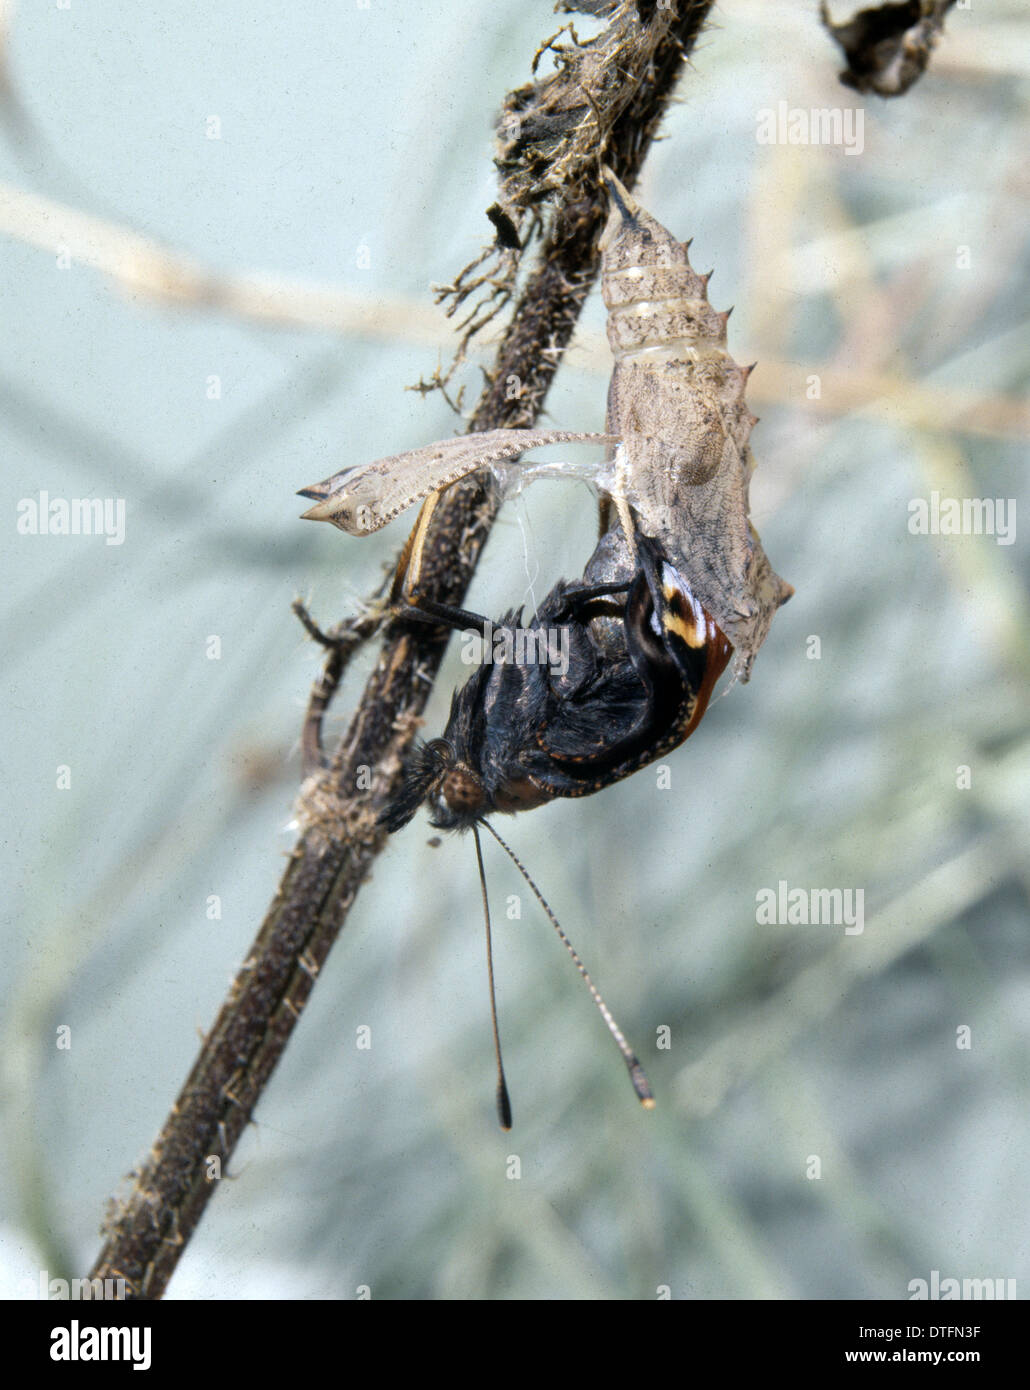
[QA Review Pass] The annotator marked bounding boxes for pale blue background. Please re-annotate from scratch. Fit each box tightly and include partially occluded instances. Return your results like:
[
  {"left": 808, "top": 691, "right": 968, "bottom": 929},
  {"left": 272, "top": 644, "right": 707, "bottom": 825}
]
[{"left": 2, "top": 1, "right": 1028, "bottom": 1300}]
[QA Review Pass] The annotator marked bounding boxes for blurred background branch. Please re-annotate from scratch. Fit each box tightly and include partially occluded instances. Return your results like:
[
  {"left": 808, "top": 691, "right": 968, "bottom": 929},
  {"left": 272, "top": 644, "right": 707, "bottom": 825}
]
[
  {"left": 1, "top": 0, "right": 1027, "bottom": 1302},
  {"left": 3, "top": 177, "right": 1027, "bottom": 441}
]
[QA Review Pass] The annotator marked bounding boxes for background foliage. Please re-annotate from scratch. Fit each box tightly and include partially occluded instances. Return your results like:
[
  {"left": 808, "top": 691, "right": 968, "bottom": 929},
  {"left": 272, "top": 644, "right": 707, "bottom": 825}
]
[{"left": 2, "top": 1, "right": 1028, "bottom": 1299}]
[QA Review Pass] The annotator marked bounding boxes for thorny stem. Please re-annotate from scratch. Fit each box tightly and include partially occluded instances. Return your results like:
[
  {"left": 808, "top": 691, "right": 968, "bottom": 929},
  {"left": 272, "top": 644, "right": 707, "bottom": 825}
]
[{"left": 89, "top": 1, "right": 718, "bottom": 1299}]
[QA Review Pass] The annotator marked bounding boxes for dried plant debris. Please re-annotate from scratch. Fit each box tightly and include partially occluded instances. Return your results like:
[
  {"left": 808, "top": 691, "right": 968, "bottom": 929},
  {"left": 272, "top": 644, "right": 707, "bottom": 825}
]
[
  {"left": 485, "top": 202, "right": 522, "bottom": 251},
  {"left": 821, "top": 0, "right": 957, "bottom": 97},
  {"left": 428, "top": 1, "right": 713, "bottom": 395},
  {"left": 558, "top": 1, "right": 622, "bottom": 16},
  {"left": 496, "top": 4, "right": 696, "bottom": 217}
]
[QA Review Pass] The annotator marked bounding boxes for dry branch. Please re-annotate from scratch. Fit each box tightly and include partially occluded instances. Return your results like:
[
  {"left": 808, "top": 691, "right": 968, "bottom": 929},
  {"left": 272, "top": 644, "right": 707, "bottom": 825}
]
[{"left": 88, "top": 0, "right": 717, "bottom": 1299}]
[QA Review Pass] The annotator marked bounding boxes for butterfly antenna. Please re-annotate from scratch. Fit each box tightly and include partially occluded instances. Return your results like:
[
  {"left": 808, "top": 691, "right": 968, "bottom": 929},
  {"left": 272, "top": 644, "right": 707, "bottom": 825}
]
[
  {"left": 479, "top": 819, "right": 654, "bottom": 1111},
  {"left": 472, "top": 822, "right": 513, "bottom": 1131}
]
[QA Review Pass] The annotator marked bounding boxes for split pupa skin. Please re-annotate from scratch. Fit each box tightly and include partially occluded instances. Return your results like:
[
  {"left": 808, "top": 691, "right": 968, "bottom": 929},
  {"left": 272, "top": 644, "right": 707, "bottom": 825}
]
[
  {"left": 597, "top": 168, "right": 793, "bottom": 681},
  {"left": 300, "top": 169, "right": 792, "bottom": 682}
]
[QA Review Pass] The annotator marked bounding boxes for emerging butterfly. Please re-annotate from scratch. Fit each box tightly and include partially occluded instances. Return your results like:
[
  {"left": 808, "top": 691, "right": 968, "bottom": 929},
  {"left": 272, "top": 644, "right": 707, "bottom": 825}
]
[
  {"left": 298, "top": 170, "right": 790, "bottom": 1127},
  {"left": 301, "top": 167, "right": 792, "bottom": 681}
]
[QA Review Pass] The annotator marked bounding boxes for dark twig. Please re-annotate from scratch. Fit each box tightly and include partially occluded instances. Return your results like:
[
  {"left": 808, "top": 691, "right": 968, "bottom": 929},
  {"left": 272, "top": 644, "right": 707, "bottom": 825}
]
[
  {"left": 291, "top": 600, "right": 383, "bottom": 778},
  {"left": 89, "top": 0, "right": 717, "bottom": 1299}
]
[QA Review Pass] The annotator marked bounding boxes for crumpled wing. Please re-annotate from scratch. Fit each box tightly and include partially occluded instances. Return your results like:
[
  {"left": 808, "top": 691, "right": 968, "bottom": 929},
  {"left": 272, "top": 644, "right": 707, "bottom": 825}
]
[{"left": 299, "top": 428, "right": 615, "bottom": 536}]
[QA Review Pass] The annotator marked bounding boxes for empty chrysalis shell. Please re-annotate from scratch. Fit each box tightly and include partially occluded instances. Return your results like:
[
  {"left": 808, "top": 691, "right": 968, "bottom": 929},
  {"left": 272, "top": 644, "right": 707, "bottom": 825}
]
[{"left": 599, "top": 168, "right": 793, "bottom": 680}]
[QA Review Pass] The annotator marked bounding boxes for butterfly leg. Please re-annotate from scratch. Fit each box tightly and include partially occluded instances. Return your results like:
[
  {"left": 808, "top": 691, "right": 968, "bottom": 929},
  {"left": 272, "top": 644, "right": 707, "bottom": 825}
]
[{"left": 385, "top": 487, "right": 495, "bottom": 634}]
